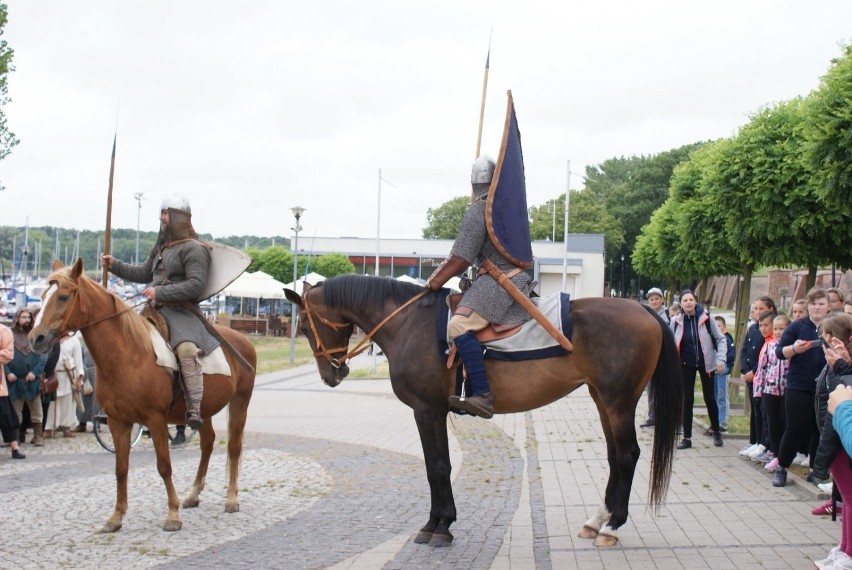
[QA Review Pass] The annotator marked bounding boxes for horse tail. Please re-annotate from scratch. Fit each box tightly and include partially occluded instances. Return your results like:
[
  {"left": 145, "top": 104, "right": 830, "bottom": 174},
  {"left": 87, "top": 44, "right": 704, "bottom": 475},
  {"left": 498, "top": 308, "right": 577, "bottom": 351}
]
[{"left": 644, "top": 305, "right": 683, "bottom": 510}]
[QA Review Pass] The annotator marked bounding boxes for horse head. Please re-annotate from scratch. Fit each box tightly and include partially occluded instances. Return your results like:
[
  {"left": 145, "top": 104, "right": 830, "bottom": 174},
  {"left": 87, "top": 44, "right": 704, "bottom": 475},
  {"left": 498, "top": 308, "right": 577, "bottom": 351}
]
[
  {"left": 29, "top": 258, "right": 87, "bottom": 353},
  {"left": 284, "top": 282, "right": 354, "bottom": 387}
]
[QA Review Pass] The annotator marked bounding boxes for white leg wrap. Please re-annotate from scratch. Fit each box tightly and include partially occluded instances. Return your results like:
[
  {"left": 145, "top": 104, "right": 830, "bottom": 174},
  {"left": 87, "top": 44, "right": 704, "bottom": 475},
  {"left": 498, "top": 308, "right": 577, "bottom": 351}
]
[
  {"left": 583, "top": 503, "right": 611, "bottom": 532},
  {"left": 598, "top": 523, "right": 617, "bottom": 538}
]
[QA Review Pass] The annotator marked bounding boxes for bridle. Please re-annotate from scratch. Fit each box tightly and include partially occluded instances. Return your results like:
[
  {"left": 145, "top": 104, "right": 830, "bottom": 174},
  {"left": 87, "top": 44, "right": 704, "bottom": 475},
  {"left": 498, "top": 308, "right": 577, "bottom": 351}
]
[
  {"left": 301, "top": 288, "right": 429, "bottom": 369},
  {"left": 48, "top": 278, "right": 147, "bottom": 337}
]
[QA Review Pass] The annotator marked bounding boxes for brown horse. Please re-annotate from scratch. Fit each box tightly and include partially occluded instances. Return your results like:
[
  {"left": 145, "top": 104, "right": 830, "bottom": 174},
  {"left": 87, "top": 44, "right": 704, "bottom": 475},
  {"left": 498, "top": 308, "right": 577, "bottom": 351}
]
[
  {"left": 285, "top": 274, "right": 682, "bottom": 548},
  {"left": 29, "top": 259, "right": 256, "bottom": 532}
]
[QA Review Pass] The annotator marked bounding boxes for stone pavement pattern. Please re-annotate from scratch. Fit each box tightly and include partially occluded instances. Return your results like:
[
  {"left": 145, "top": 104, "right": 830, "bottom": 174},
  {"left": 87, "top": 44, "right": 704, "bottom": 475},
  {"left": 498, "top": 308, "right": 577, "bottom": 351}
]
[{"left": 0, "top": 353, "right": 841, "bottom": 568}]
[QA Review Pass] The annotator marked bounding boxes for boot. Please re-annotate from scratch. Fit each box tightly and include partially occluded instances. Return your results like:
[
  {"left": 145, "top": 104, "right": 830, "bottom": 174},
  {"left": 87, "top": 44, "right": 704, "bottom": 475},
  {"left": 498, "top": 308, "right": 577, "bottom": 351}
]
[
  {"left": 33, "top": 425, "right": 45, "bottom": 447},
  {"left": 171, "top": 425, "right": 186, "bottom": 446},
  {"left": 75, "top": 423, "right": 87, "bottom": 433},
  {"left": 447, "top": 332, "right": 494, "bottom": 419},
  {"left": 12, "top": 448, "right": 26, "bottom": 459},
  {"left": 61, "top": 427, "right": 75, "bottom": 438},
  {"left": 179, "top": 353, "right": 204, "bottom": 430}
]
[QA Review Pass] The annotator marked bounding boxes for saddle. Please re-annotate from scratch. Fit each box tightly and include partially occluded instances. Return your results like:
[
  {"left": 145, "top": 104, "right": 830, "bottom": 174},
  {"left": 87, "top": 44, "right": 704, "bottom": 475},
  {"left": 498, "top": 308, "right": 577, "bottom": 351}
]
[
  {"left": 141, "top": 303, "right": 170, "bottom": 341},
  {"left": 447, "top": 293, "right": 521, "bottom": 343}
]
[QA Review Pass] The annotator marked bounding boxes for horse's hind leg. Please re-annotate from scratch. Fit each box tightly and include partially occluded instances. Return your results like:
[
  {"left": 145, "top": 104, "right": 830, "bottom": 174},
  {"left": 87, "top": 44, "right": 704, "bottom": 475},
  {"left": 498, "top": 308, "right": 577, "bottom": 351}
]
[
  {"left": 148, "top": 422, "right": 183, "bottom": 531},
  {"left": 100, "top": 421, "right": 132, "bottom": 533},
  {"left": 182, "top": 421, "right": 215, "bottom": 509},
  {"left": 224, "top": 397, "right": 250, "bottom": 513},
  {"left": 413, "top": 407, "right": 456, "bottom": 547}
]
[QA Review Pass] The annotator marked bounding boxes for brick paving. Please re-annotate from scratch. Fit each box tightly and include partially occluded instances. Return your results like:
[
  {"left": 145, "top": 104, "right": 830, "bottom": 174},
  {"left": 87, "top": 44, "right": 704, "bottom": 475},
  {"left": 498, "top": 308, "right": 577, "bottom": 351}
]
[{"left": 0, "top": 352, "right": 841, "bottom": 568}]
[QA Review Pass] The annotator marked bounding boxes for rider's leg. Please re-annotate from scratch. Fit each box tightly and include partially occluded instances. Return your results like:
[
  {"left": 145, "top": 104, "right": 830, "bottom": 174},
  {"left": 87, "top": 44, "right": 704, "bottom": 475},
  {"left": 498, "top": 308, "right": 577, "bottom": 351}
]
[
  {"left": 172, "top": 424, "right": 186, "bottom": 446},
  {"left": 447, "top": 312, "right": 494, "bottom": 419},
  {"left": 176, "top": 342, "right": 204, "bottom": 430}
]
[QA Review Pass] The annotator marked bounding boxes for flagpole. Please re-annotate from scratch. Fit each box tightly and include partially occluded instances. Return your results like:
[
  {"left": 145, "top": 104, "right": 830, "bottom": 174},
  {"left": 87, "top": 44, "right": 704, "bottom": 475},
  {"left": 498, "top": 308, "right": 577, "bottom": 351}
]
[
  {"left": 101, "top": 133, "right": 117, "bottom": 288},
  {"left": 474, "top": 36, "right": 491, "bottom": 159}
]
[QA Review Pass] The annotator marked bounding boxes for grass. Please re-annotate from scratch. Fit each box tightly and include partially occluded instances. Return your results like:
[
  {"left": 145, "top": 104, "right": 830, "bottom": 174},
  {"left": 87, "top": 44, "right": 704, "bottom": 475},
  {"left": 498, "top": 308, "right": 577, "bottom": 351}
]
[{"left": 245, "top": 334, "right": 392, "bottom": 378}]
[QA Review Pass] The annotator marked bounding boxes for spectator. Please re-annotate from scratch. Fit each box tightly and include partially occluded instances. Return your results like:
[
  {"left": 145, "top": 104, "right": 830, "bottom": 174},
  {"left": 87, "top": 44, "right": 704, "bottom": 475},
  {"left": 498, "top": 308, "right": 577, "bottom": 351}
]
[
  {"left": 791, "top": 298, "right": 809, "bottom": 321},
  {"left": 75, "top": 341, "right": 96, "bottom": 433},
  {"left": 668, "top": 303, "right": 680, "bottom": 320},
  {"left": 739, "top": 297, "right": 778, "bottom": 459},
  {"left": 753, "top": 313, "right": 791, "bottom": 467},
  {"left": 828, "top": 287, "right": 846, "bottom": 313},
  {"left": 640, "top": 287, "right": 668, "bottom": 429},
  {"left": 772, "top": 287, "right": 830, "bottom": 487},
  {"left": 4, "top": 308, "right": 47, "bottom": 447},
  {"left": 671, "top": 290, "right": 727, "bottom": 449},
  {"left": 811, "top": 315, "right": 852, "bottom": 568},
  {"left": 844, "top": 299, "right": 852, "bottom": 316},
  {"left": 0, "top": 323, "right": 25, "bottom": 459},
  {"left": 44, "top": 333, "right": 83, "bottom": 438},
  {"left": 707, "top": 315, "right": 735, "bottom": 435}
]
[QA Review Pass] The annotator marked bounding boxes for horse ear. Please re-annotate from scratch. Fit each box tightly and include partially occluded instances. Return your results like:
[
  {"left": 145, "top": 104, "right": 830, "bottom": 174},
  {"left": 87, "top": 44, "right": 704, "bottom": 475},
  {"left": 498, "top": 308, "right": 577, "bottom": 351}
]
[
  {"left": 283, "top": 288, "right": 302, "bottom": 308},
  {"left": 70, "top": 258, "right": 84, "bottom": 278},
  {"left": 52, "top": 259, "right": 64, "bottom": 271}
]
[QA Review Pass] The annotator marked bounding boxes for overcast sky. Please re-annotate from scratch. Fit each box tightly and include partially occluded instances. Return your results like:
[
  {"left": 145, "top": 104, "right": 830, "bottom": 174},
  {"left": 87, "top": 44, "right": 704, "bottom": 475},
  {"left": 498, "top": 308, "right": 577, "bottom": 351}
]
[{"left": 2, "top": 1, "right": 850, "bottom": 242}]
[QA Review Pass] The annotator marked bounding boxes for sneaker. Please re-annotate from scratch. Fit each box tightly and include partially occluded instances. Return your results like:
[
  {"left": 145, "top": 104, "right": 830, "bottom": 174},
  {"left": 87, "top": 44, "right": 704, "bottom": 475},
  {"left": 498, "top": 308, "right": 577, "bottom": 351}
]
[
  {"left": 11, "top": 448, "right": 25, "bottom": 459},
  {"left": 639, "top": 420, "right": 655, "bottom": 428},
  {"left": 703, "top": 427, "right": 714, "bottom": 436},
  {"left": 753, "top": 451, "right": 774, "bottom": 463},
  {"left": 739, "top": 443, "right": 758, "bottom": 456},
  {"left": 676, "top": 438, "right": 692, "bottom": 450},
  {"left": 747, "top": 444, "right": 766, "bottom": 459},
  {"left": 815, "top": 546, "right": 840, "bottom": 570},
  {"left": 772, "top": 467, "right": 787, "bottom": 487},
  {"left": 719, "top": 424, "right": 728, "bottom": 433},
  {"left": 765, "top": 457, "right": 780, "bottom": 471},
  {"left": 817, "top": 549, "right": 852, "bottom": 570},
  {"left": 812, "top": 500, "right": 842, "bottom": 516},
  {"left": 799, "top": 454, "right": 811, "bottom": 466},
  {"left": 713, "top": 431, "right": 723, "bottom": 447},
  {"left": 793, "top": 452, "right": 808, "bottom": 466},
  {"left": 819, "top": 482, "right": 835, "bottom": 494}
]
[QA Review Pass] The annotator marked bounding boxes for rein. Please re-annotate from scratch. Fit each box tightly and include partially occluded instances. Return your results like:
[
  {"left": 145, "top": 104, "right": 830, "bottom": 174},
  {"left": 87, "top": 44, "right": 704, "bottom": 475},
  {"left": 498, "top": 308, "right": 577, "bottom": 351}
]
[
  {"left": 303, "top": 288, "right": 430, "bottom": 368},
  {"left": 58, "top": 282, "right": 147, "bottom": 335}
]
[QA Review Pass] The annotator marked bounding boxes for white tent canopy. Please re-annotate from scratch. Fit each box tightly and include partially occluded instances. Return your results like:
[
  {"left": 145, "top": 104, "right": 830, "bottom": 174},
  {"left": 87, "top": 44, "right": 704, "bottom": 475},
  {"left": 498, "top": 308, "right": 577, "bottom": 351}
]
[
  {"left": 284, "top": 272, "right": 326, "bottom": 295},
  {"left": 222, "top": 271, "right": 288, "bottom": 299}
]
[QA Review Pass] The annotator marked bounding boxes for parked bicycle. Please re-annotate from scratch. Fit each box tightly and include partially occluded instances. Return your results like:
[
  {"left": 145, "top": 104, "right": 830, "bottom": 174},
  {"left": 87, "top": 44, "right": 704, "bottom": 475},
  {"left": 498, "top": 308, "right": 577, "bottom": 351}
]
[{"left": 91, "top": 398, "right": 195, "bottom": 453}]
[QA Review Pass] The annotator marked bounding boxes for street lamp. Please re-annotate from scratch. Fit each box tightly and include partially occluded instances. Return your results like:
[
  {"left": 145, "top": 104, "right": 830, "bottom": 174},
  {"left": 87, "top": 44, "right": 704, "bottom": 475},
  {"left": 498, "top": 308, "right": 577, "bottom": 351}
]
[
  {"left": 620, "top": 253, "right": 625, "bottom": 298},
  {"left": 134, "top": 192, "right": 144, "bottom": 264},
  {"left": 289, "top": 206, "right": 306, "bottom": 366},
  {"left": 18, "top": 243, "right": 30, "bottom": 308}
]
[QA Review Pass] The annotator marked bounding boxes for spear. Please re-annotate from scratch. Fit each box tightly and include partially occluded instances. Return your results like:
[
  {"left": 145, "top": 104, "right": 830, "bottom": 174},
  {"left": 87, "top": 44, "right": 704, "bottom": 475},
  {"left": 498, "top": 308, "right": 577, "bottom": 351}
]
[
  {"left": 101, "top": 132, "right": 117, "bottom": 288},
  {"left": 474, "top": 34, "right": 491, "bottom": 159}
]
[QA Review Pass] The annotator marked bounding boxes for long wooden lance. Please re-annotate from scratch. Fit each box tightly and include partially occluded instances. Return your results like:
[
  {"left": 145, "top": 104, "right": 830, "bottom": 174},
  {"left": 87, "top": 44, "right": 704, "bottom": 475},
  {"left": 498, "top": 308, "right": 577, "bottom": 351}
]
[
  {"left": 101, "top": 133, "right": 117, "bottom": 288},
  {"left": 474, "top": 36, "right": 491, "bottom": 160}
]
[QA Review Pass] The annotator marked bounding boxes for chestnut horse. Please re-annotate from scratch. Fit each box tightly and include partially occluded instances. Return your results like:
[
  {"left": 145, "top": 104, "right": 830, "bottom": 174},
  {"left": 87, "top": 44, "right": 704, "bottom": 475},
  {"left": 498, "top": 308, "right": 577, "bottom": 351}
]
[
  {"left": 29, "top": 259, "right": 256, "bottom": 532},
  {"left": 285, "top": 274, "right": 682, "bottom": 548}
]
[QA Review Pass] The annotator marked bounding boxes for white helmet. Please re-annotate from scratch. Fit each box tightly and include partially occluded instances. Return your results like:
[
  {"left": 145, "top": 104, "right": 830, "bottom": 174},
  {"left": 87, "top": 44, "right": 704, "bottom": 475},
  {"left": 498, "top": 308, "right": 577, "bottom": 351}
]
[
  {"left": 160, "top": 193, "right": 191, "bottom": 213},
  {"left": 471, "top": 155, "right": 496, "bottom": 184}
]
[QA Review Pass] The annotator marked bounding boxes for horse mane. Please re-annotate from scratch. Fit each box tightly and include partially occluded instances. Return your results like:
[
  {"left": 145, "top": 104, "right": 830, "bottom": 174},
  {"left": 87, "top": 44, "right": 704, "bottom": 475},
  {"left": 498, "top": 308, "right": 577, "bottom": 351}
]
[
  {"left": 318, "top": 274, "right": 433, "bottom": 309},
  {"left": 50, "top": 267, "right": 154, "bottom": 353}
]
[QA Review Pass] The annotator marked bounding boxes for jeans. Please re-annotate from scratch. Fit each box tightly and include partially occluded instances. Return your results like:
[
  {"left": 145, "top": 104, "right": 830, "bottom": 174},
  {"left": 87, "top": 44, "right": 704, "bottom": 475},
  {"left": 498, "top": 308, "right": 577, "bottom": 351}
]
[
  {"left": 681, "top": 364, "right": 720, "bottom": 439},
  {"left": 715, "top": 371, "right": 729, "bottom": 426}
]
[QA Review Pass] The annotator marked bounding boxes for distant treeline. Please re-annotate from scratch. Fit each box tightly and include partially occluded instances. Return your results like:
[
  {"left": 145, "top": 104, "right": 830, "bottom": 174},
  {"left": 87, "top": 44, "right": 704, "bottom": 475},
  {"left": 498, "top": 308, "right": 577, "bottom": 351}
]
[{"left": 0, "top": 226, "right": 287, "bottom": 278}]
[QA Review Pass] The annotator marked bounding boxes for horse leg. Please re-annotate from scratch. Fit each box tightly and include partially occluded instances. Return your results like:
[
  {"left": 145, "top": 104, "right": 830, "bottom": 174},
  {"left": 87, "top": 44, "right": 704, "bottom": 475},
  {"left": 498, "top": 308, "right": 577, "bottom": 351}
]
[
  {"left": 578, "top": 390, "right": 616, "bottom": 540},
  {"left": 224, "top": 397, "right": 250, "bottom": 513},
  {"left": 100, "top": 421, "right": 132, "bottom": 533},
  {"left": 182, "top": 421, "right": 215, "bottom": 509},
  {"left": 592, "top": 393, "right": 641, "bottom": 548},
  {"left": 412, "top": 407, "right": 456, "bottom": 547},
  {"left": 147, "top": 422, "right": 183, "bottom": 531}
]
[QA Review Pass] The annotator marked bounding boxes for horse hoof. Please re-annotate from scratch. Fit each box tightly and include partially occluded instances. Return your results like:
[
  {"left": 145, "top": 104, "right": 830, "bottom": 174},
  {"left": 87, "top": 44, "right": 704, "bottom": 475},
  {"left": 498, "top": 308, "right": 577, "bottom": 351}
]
[
  {"left": 428, "top": 532, "right": 453, "bottom": 547},
  {"left": 414, "top": 530, "right": 433, "bottom": 544},
  {"left": 182, "top": 497, "right": 200, "bottom": 509},
  {"left": 593, "top": 533, "right": 618, "bottom": 548},
  {"left": 578, "top": 525, "right": 599, "bottom": 539},
  {"left": 163, "top": 519, "right": 183, "bottom": 532},
  {"left": 224, "top": 501, "right": 240, "bottom": 513},
  {"left": 99, "top": 521, "right": 122, "bottom": 534}
]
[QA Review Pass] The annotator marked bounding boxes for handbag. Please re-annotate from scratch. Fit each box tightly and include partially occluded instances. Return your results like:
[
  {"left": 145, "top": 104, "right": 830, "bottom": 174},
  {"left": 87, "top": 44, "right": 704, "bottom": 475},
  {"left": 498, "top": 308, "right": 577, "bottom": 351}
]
[
  {"left": 41, "top": 372, "right": 59, "bottom": 395},
  {"left": 83, "top": 377, "right": 94, "bottom": 396}
]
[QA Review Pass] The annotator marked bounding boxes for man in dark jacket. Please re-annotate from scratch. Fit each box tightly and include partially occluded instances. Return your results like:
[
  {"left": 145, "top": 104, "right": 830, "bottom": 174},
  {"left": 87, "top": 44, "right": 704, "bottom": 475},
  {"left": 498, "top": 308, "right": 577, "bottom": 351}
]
[
  {"left": 4, "top": 308, "right": 48, "bottom": 445},
  {"left": 102, "top": 194, "right": 217, "bottom": 429}
]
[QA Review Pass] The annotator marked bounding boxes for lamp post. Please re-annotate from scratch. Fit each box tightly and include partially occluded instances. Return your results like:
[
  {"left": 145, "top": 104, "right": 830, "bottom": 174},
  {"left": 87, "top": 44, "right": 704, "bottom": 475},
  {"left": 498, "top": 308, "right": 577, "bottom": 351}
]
[
  {"left": 620, "top": 253, "right": 625, "bottom": 298},
  {"left": 17, "top": 243, "right": 30, "bottom": 308},
  {"left": 609, "top": 258, "right": 613, "bottom": 296},
  {"left": 289, "top": 206, "right": 306, "bottom": 366},
  {"left": 134, "top": 192, "right": 144, "bottom": 264}
]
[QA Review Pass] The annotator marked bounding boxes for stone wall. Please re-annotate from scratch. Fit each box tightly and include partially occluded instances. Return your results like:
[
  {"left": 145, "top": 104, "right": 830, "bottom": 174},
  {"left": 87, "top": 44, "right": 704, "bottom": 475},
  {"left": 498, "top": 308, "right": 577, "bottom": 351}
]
[{"left": 700, "top": 269, "right": 852, "bottom": 312}]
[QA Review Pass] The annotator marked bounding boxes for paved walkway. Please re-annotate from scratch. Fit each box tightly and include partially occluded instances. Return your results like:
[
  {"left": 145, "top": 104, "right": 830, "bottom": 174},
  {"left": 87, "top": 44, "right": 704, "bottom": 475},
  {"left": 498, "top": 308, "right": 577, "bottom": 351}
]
[{"left": 0, "top": 353, "right": 840, "bottom": 569}]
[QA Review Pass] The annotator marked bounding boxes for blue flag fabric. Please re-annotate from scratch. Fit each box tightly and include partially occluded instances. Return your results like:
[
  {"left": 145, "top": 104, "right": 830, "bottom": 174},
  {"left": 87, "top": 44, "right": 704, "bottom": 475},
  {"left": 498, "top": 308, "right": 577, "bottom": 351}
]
[{"left": 486, "top": 91, "right": 534, "bottom": 269}]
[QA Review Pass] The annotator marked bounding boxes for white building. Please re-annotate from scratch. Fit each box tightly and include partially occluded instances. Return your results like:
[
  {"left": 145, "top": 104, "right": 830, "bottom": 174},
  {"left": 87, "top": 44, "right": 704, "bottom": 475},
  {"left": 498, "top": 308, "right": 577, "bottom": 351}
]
[{"left": 304, "top": 235, "right": 606, "bottom": 299}]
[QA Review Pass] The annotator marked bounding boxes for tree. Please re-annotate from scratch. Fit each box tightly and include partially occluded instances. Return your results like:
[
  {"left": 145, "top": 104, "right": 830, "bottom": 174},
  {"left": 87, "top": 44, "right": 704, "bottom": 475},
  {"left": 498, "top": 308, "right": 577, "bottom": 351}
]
[
  {"left": 312, "top": 253, "right": 354, "bottom": 278},
  {"left": 422, "top": 196, "right": 468, "bottom": 239},
  {"left": 0, "top": 3, "right": 18, "bottom": 190},
  {"left": 806, "top": 43, "right": 852, "bottom": 205},
  {"left": 529, "top": 190, "right": 624, "bottom": 256}
]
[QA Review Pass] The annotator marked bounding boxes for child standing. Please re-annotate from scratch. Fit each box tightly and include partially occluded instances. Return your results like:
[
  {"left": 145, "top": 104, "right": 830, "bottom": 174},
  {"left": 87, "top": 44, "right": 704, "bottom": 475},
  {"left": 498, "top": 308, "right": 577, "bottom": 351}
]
[
  {"left": 755, "top": 314, "right": 790, "bottom": 470},
  {"left": 713, "top": 316, "right": 735, "bottom": 432}
]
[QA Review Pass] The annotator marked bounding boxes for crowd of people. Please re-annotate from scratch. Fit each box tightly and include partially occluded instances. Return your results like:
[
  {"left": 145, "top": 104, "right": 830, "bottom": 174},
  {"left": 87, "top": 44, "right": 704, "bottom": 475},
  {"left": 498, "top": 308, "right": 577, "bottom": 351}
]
[{"left": 643, "top": 284, "right": 852, "bottom": 569}]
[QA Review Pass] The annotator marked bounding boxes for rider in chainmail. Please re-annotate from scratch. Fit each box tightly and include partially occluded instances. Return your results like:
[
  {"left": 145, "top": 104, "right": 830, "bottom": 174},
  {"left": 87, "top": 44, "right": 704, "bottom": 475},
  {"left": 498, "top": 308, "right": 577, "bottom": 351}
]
[
  {"left": 425, "top": 156, "right": 532, "bottom": 418},
  {"left": 103, "top": 194, "right": 217, "bottom": 430}
]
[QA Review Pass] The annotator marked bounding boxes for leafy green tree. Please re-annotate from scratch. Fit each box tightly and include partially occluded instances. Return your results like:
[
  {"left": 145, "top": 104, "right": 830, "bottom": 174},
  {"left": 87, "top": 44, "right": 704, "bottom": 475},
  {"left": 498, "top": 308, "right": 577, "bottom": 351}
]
[
  {"left": 422, "top": 196, "right": 468, "bottom": 239},
  {"left": 312, "top": 253, "right": 354, "bottom": 278},
  {"left": 529, "top": 190, "right": 624, "bottom": 256},
  {"left": 0, "top": 3, "right": 18, "bottom": 190},
  {"left": 251, "top": 246, "right": 293, "bottom": 283},
  {"left": 806, "top": 43, "right": 852, "bottom": 205}
]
